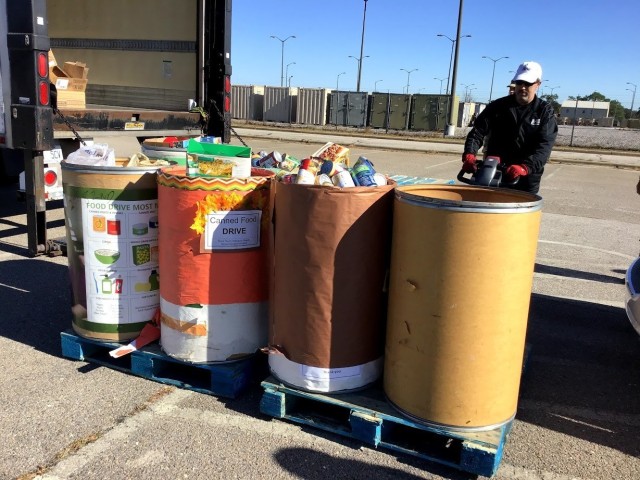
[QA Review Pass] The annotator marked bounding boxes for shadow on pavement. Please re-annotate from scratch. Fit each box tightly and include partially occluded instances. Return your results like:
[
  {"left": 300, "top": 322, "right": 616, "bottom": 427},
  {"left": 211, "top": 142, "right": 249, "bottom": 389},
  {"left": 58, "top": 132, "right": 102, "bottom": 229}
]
[
  {"left": 0, "top": 259, "right": 71, "bottom": 356},
  {"left": 273, "top": 447, "right": 473, "bottom": 480},
  {"left": 534, "top": 262, "right": 625, "bottom": 285},
  {"left": 518, "top": 293, "right": 640, "bottom": 457}
]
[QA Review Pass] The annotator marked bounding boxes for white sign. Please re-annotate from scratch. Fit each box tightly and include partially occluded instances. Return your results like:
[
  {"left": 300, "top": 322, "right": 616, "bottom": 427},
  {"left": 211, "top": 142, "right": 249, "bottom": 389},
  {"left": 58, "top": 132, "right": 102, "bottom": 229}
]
[
  {"left": 301, "top": 365, "right": 362, "bottom": 380},
  {"left": 82, "top": 198, "right": 160, "bottom": 325},
  {"left": 204, "top": 210, "right": 261, "bottom": 250}
]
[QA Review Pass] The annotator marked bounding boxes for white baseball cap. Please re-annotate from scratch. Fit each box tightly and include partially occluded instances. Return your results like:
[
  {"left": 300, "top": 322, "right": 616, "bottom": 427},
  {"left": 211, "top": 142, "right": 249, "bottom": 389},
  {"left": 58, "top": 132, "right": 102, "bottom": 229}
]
[{"left": 512, "top": 61, "right": 543, "bottom": 83}]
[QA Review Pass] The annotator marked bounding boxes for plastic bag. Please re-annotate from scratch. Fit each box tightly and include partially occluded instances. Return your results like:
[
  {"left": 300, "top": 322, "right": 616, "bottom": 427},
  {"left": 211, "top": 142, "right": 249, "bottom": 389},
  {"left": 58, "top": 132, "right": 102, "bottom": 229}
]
[{"left": 66, "top": 143, "right": 115, "bottom": 166}]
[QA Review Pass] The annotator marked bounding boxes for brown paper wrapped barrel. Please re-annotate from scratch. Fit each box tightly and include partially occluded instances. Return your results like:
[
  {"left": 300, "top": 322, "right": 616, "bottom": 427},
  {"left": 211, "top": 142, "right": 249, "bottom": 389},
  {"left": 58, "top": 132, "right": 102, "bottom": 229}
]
[
  {"left": 270, "top": 181, "right": 395, "bottom": 391},
  {"left": 384, "top": 185, "right": 542, "bottom": 430}
]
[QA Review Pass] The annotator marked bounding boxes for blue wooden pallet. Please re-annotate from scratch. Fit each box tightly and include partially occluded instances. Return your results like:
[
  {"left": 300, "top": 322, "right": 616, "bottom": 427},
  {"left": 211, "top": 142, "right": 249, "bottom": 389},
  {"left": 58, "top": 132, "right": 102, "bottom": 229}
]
[
  {"left": 260, "top": 377, "right": 510, "bottom": 477},
  {"left": 388, "top": 175, "right": 455, "bottom": 186},
  {"left": 60, "top": 330, "right": 263, "bottom": 398}
]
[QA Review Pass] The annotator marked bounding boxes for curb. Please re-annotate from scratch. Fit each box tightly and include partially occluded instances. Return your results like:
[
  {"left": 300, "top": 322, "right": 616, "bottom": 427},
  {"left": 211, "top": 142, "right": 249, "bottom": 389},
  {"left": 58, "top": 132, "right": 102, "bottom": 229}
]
[{"left": 235, "top": 128, "right": 640, "bottom": 171}]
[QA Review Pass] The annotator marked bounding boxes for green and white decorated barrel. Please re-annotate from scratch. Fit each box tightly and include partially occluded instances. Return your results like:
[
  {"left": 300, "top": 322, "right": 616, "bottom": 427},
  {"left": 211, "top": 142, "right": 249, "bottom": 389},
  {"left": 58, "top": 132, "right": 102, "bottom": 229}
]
[{"left": 62, "top": 161, "right": 161, "bottom": 342}]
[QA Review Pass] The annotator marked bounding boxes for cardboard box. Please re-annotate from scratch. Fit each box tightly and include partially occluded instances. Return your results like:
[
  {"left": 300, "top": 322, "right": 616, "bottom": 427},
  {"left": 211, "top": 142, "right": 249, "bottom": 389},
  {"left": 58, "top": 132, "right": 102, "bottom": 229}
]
[
  {"left": 63, "top": 61, "right": 89, "bottom": 80},
  {"left": 55, "top": 90, "right": 86, "bottom": 108}
]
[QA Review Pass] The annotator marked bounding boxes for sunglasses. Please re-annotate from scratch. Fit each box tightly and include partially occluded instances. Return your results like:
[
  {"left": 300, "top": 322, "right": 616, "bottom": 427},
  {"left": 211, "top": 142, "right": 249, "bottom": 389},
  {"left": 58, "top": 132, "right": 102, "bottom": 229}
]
[{"left": 514, "top": 80, "right": 536, "bottom": 87}]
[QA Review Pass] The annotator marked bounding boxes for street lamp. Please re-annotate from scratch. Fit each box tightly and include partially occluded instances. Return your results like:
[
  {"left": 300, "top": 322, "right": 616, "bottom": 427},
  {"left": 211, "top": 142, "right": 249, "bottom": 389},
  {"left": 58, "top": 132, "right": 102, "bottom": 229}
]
[
  {"left": 437, "top": 33, "right": 471, "bottom": 95},
  {"left": 400, "top": 68, "right": 418, "bottom": 94},
  {"left": 482, "top": 55, "right": 509, "bottom": 102},
  {"left": 270, "top": 35, "right": 296, "bottom": 87},
  {"left": 336, "top": 71, "right": 346, "bottom": 91},
  {"left": 548, "top": 85, "right": 560, "bottom": 96},
  {"left": 374, "top": 79, "right": 383, "bottom": 91},
  {"left": 285, "top": 62, "right": 296, "bottom": 85},
  {"left": 356, "top": 0, "right": 369, "bottom": 93},
  {"left": 627, "top": 82, "right": 637, "bottom": 118},
  {"left": 288, "top": 75, "right": 293, "bottom": 88},
  {"left": 461, "top": 83, "right": 475, "bottom": 101},
  {"left": 349, "top": 55, "right": 370, "bottom": 91},
  {"left": 434, "top": 77, "right": 446, "bottom": 95}
]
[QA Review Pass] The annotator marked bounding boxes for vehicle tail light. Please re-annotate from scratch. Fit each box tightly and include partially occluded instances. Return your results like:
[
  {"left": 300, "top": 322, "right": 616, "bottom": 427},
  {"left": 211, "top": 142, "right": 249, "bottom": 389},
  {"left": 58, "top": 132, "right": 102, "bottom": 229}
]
[
  {"left": 44, "top": 169, "right": 57, "bottom": 186},
  {"left": 37, "top": 52, "right": 48, "bottom": 77},
  {"left": 39, "top": 81, "right": 50, "bottom": 105}
]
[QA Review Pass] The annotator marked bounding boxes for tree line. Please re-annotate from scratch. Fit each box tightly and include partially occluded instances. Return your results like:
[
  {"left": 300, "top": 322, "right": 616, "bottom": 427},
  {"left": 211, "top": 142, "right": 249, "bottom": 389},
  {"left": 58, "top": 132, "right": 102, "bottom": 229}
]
[{"left": 540, "top": 91, "right": 636, "bottom": 121}]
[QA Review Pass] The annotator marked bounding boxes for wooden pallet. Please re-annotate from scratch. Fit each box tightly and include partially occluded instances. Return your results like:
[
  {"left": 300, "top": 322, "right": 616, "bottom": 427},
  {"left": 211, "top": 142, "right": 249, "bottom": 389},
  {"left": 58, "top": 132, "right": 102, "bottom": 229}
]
[
  {"left": 260, "top": 376, "right": 510, "bottom": 477},
  {"left": 60, "top": 330, "right": 264, "bottom": 398}
]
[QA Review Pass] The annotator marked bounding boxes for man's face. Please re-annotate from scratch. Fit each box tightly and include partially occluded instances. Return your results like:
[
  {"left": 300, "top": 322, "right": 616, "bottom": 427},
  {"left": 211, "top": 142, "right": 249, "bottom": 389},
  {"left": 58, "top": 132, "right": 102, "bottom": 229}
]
[{"left": 513, "top": 80, "right": 540, "bottom": 105}]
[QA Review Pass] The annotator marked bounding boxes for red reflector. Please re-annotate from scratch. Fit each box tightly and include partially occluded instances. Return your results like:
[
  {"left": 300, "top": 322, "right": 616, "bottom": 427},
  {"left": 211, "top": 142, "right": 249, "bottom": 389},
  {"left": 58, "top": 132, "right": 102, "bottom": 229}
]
[
  {"left": 37, "top": 52, "right": 48, "bottom": 77},
  {"left": 44, "top": 170, "right": 57, "bottom": 186},
  {"left": 39, "top": 81, "right": 50, "bottom": 105},
  {"left": 225, "top": 76, "right": 231, "bottom": 93},
  {"left": 224, "top": 96, "right": 230, "bottom": 112}
]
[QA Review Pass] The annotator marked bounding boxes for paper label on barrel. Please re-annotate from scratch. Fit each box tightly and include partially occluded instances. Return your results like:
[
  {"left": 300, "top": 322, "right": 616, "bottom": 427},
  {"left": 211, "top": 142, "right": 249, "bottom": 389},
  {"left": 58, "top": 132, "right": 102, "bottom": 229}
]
[
  {"left": 203, "top": 210, "right": 261, "bottom": 251},
  {"left": 81, "top": 197, "right": 159, "bottom": 324},
  {"left": 301, "top": 365, "right": 362, "bottom": 380}
]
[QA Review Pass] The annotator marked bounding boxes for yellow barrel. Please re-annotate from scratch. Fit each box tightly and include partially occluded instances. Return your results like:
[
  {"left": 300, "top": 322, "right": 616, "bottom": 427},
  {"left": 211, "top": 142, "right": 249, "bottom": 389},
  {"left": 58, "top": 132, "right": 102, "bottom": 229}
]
[
  {"left": 62, "top": 161, "right": 161, "bottom": 342},
  {"left": 384, "top": 185, "right": 542, "bottom": 430}
]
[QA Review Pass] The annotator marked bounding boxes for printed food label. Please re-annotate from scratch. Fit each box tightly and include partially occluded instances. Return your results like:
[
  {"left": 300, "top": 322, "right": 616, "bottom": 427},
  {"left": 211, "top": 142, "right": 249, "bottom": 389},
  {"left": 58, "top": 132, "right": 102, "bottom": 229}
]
[
  {"left": 301, "top": 365, "right": 362, "bottom": 380},
  {"left": 82, "top": 197, "right": 159, "bottom": 324},
  {"left": 203, "top": 210, "right": 261, "bottom": 250}
]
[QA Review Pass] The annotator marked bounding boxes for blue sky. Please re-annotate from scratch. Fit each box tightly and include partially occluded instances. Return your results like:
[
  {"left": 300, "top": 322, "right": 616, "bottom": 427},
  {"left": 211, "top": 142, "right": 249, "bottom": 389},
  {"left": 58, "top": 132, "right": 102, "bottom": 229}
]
[{"left": 231, "top": 0, "right": 640, "bottom": 108}]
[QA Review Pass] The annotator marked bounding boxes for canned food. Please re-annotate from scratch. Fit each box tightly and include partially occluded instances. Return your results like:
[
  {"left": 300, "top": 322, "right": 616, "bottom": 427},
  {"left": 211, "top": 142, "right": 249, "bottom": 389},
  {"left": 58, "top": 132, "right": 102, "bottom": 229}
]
[
  {"left": 331, "top": 169, "right": 356, "bottom": 188},
  {"left": 373, "top": 173, "right": 387, "bottom": 186},
  {"left": 316, "top": 174, "right": 334, "bottom": 186}
]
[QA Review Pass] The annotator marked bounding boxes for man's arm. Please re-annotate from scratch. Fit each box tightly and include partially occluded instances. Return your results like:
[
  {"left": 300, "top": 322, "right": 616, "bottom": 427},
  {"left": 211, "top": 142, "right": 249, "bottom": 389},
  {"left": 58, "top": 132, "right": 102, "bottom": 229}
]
[
  {"left": 463, "top": 105, "right": 492, "bottom": 155},
  {"left": 524, "top": 103, "right": 558, "bottom": 174}
]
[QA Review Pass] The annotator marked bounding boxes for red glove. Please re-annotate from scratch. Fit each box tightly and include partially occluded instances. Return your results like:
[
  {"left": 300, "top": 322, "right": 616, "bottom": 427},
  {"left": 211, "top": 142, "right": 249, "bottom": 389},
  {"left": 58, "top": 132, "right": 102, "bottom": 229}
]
[
  {"left": 505, "top": 164, "right": 529, "bottom": 181},
  {"left": 462, "top": 153, "right": 477, "bottom": 173}
]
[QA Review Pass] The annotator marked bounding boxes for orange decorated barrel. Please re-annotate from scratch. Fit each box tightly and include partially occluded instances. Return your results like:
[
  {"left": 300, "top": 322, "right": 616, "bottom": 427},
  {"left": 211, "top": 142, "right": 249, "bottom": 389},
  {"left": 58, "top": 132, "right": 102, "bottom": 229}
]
[
  {"left": 157, "top": 166, "right": 274, "bottom": 363},
  {"left": 384, "top": 185, "right": 542, "bottom": 430}
]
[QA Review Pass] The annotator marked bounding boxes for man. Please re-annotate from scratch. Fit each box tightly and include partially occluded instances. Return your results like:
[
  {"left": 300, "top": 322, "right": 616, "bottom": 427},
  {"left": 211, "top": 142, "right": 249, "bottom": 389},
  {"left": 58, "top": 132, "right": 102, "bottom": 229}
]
[
  {"left": 462, "top": 61, "right": 558, "bottom": 194},
  {"left": 508, "top": 82, "right": 516, "bottom": 95}
]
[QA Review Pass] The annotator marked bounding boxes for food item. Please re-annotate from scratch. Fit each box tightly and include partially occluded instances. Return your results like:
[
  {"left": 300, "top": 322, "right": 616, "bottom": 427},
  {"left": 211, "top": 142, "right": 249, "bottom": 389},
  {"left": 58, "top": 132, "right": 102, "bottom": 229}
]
[
  {"left": 132, "top": 244, "right": 151, "bottom": 266},
  {"left": 312, "top": 142, "right": 350, "bottom": 165},
  {"left": 94, "top": 249, "right": 120, "bottom": 265},
  {"left": 92, "top": 215, "right": 106, "bottom": 232},
  {"left": 198, "top": 158, "right": 234, "bottom": 177}
]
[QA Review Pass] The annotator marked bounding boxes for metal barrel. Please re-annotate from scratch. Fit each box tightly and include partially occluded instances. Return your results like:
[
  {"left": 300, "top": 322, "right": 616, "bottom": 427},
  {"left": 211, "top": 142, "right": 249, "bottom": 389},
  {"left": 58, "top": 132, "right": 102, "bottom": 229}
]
[
  {"left": 156, "top": 166, "right": 274, "bottom": 363},
  {"left": 61, "top": 161, "right": 162, "bottom": 342},
  {"left": 384, "top": 184, "right": 543, "bottom": 431}
]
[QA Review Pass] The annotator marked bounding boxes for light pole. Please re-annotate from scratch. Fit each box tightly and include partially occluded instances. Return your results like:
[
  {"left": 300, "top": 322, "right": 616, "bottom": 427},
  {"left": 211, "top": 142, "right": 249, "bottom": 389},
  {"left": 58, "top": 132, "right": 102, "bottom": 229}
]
[
  {"left": 270, "top": 35, "right": 296, "bottom": 87},
  {"left": 374, "top": 79, "right": 383, "bottom": 91},
  {"left": 461, "top": 83, "right": 475, "bottom": 102},
  {"left": 356, "top": 0, "right": 369, "bottom": 93},
  {"left": 482, "top": 55, "right": 509, "bottom": 102},
  {"left": 434, "top": 77, "right": 446, "bottom": 95},
  {"left": 548, "top": 85, "right": 560, "bottom": 96},
  {"left": 437, "top": 33, "right": 471, "bottom": 95},
  {"left": 400, "top": 68, "right": 418, "bottom": 94},
  {"left": 627, "top": 82, "right": 637, "bottom": 118},
  {"left": 285, "top": 62, "right": 296, "bottom": 85},
  {"left": 336, "top": 72, "right": 346, "bottom": 91},
  {"left": 288, "top": 75, "right": 293, "bottom": 88},
  {"left": 349, "top": 55, "right": 370, "bottom": 91},
  {"left": 445, "top": 0, "right": 466, "bottom": 137},
  {"left": 335, "top": 72, "right": 346, "bottom": 127}
]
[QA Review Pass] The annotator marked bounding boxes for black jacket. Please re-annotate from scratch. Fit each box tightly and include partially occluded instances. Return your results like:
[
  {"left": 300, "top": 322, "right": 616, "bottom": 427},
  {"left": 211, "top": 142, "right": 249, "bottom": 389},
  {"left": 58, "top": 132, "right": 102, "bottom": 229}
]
[{"left": 464, "top": 95, "right": 558, "bottom": 194}]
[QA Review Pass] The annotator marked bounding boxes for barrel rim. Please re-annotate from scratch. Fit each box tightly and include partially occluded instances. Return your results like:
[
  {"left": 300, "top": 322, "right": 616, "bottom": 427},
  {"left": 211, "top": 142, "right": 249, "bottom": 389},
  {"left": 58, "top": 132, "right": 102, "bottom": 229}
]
[
  {"left": 395, "top": 184, "right": 543, "bottom": 213},
  {"left": 61, "top": 159, "right": 165, "bottom": 174}
]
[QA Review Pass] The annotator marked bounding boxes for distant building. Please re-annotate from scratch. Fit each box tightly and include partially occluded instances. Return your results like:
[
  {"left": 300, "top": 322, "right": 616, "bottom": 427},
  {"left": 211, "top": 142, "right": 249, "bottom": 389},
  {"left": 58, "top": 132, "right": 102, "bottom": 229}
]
[{"left": 560, "top": 100, "right": 610, "bottom": 125}]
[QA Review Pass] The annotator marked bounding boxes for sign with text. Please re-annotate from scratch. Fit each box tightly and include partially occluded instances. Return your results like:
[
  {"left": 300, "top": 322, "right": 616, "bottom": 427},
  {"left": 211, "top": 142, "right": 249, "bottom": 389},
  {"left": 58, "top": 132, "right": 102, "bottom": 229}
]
[{"left": 203, "top": 210, "right": 261, "bottom": 251}]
